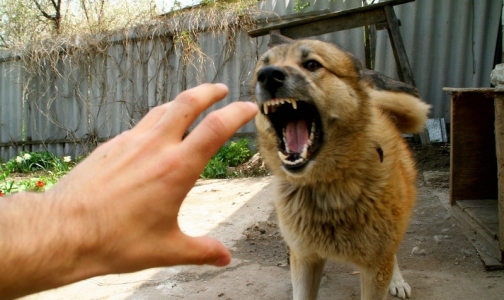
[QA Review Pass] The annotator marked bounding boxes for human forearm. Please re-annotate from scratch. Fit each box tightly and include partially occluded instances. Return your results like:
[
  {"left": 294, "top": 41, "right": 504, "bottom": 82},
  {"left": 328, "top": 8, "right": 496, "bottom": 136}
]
[
  {"left": 0, "top": 192, "right": 106, "bottom": 299},
  {"left": 0, "top": 84, "right": 258, "bottom": 299}
]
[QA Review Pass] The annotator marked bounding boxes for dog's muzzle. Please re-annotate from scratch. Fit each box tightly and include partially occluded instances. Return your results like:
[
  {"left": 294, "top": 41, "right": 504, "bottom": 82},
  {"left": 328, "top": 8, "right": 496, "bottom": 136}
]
[{"left": 254, "top": 66, "right": 323, "bottom": 172}]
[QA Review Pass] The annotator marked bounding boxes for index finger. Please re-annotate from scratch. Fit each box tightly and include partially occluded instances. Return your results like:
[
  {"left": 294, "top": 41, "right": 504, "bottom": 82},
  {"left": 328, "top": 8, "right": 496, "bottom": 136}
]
[
  {"left": 152, "top": 83, "right": 230, "bottom": 140},
  {"left": 181, "top": 101, "right": 258, "bottom": 172}
]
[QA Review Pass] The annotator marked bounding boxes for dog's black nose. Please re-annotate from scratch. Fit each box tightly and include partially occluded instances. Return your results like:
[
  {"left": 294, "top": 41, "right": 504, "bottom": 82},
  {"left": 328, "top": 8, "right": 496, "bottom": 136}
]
[{"left": 257, "top": 66, "right": 286, "bottom": 96}]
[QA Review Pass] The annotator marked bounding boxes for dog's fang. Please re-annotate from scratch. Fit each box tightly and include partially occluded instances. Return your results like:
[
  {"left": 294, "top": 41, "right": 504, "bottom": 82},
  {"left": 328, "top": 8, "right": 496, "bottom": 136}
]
[
  {"left": 291, "top": 99, "right": 298, "bottom": 110},
  {"left": 311, "top": 122, "right": 316, "bottom": 133},
  {"left": 278, "top": 151, "right": 289, "bottom": 162},
  {"left": 263, "top": 103, "right": 269, "bottom": 114},
  {"left": 301, "top": 144, "right": 309, "bottom": 159}
]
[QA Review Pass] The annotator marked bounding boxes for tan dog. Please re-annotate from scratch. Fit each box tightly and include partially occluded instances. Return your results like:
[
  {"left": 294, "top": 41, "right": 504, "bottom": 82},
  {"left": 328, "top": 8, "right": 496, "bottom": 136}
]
[{"left": 251, "top": 38, "right": 430, "bottom": 300}]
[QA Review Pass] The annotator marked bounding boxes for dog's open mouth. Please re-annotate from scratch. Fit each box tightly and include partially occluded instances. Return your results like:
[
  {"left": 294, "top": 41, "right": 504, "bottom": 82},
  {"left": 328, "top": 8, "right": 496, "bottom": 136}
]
[{"left": 261, "top": 98, "right": 323, "bottom": 171}]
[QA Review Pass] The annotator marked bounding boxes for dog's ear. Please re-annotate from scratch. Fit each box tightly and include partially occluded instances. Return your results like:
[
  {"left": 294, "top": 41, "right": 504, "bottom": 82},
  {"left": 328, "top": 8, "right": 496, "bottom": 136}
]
[
  {"left": 345, "top": 52, "right": 363, "bottom": 78},
  {"left": 268, "top": 31, "right": 294, "bottom": 48}
]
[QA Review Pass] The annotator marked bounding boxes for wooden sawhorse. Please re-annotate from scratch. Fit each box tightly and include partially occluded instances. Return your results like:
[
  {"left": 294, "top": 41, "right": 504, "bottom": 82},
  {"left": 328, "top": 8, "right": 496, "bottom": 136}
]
[{"left": 248, "top": 0, "right": 429, "bottom": 144}]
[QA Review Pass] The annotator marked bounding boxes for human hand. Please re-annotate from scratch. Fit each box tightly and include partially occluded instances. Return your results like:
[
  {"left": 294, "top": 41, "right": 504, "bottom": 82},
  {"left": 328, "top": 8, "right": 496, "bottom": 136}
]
[{"left": 47, "top": 83, "right": 258, "bottom": 277}]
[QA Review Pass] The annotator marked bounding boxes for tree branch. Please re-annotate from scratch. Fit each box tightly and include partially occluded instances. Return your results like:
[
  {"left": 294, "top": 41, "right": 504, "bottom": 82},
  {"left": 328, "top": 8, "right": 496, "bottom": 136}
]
[{"left": 31, "top": 0, "right": 56, "bottom": 21}]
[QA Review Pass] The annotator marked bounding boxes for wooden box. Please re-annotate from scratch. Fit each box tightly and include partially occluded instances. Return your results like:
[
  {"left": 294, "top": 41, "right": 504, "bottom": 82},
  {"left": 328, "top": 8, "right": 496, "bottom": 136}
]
[{"left": 444, "top": 88, "right": 504, "bottom": 269}]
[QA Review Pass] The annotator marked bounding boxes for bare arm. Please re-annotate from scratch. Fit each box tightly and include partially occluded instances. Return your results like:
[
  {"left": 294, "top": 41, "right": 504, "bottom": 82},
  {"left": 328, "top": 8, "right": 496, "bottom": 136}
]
[{"left": 0, "top": 84, "right": 258, "bottom": 299}]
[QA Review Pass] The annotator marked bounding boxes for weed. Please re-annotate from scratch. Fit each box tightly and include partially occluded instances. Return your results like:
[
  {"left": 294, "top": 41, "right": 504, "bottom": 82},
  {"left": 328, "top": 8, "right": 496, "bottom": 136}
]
[
  {"left": 0, "top": 151, "right": 73, "bottom": 196},
  {"left": 215, "top": 139, "right": 253, "bottom": 167},
  {"left": 293, "top": 0, "right": 311, "bottom": 12},
  {"left": 201, "top": 159, "right": 229, "bottom": 179},
  {"left": 201, "top": 138, "right": 254, "bottom": 179}
]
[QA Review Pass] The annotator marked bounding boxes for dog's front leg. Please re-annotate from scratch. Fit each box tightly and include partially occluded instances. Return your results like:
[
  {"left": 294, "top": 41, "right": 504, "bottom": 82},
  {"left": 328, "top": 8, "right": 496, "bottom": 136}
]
[
  {"left": 290, "top": 250, "right": 326, "bottom": 300},
  {"left": 359, "top": 255, "right": 395, "bottom": 300},
  {"left": 388, "top": 255, "right": 411, "bottom": 299}
]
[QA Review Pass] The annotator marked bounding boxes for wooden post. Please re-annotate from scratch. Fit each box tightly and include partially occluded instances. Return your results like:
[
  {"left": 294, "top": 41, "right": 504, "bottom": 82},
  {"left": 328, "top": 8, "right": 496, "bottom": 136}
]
[{"left": 494, "top": 94, "right": 504, "bottom": 253}]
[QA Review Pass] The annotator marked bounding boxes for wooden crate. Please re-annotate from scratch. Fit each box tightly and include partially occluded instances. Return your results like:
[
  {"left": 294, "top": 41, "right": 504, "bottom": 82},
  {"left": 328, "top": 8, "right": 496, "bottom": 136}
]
[{"left": 445, "top": 88, "right": 504, "bottom": 268}]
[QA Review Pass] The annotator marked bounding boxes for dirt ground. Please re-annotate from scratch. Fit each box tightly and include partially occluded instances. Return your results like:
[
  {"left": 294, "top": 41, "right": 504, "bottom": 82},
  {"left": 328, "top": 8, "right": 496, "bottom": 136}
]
[{"left": 21, "top": 143, "right": 504, "bottom": 300}]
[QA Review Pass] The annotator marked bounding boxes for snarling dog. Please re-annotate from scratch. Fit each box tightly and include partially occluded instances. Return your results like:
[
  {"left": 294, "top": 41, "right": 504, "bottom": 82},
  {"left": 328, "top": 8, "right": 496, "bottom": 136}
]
[{"left": 251, "top": 38, "right": 430, "bottom": 300}]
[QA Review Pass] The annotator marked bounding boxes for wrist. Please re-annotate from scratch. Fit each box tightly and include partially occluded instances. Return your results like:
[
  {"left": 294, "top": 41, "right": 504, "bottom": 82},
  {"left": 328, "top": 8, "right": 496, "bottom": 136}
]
[{"left": 0, "top": 191, "right": 108, "bottom": 298}]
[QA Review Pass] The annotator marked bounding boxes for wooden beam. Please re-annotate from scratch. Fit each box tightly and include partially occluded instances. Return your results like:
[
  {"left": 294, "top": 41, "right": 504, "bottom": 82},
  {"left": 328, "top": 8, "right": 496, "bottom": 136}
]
[
  {"left": 279, "top": 9, "right": 387, "bottom": 39},
  {"left": 248, "top": 0, "right": 415, "bottom": 38},
  {"left": 0, "top": 138, "right": 108, "bottom": 148},
  {"left": 383, "top": 5, "right": 415, "bottom": 86}
]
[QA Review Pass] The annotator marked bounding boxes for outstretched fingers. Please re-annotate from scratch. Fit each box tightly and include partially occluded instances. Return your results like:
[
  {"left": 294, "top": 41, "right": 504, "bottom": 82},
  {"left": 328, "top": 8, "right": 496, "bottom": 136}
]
[
  {"left": 174, "top": 234, "right": 231, "bottom": 267},
  {"left": 147, "top": 83, "right": 231, "bottom": 140},
  {"left": 181, "top": 101, "right": 258, "bottom": 172}
]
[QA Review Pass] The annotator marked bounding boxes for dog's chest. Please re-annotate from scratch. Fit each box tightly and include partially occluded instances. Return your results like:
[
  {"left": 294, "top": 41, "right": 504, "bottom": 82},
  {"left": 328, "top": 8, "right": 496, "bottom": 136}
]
[{"left": 275, "top": 183, "right": 390, "bottom": 257}]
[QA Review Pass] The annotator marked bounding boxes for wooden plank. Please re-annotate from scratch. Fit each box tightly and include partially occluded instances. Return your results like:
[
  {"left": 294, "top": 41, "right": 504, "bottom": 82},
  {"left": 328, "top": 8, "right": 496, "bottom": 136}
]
[
  {"left": 457, "top": 199, "right": 499, "bottom": 208},
  {"left": 449, "top": 91, "right": 498, "bottom": 203},
  {"left": 248, "top": 0, "right": 415, "bottom": 38},
  {"left": 444, "top": 87, "right": 504, "bottom": 93},
  {"left": 383, "top": 5, "right": 415, "bottom": 85},
  {"left": 494, "top": 94, "right": 504, "bottom": 252},
  {"left": 452, "top": 202, "right": 504, "bottom": 263},
  {"left": 456, "top": 200, "right": 499, "bottom": 241},
  {"left": 279, "top": 10, "right": 386, "bottom": 39}
]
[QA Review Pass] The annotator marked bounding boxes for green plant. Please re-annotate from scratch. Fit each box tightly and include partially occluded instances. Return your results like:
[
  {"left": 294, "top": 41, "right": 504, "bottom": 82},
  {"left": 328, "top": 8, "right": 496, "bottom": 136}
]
[
  {"left": 0, "top": 166, "right": 15, "bottom": 196},
  {"left": 201, "top": 138, "right": 254, "bottom": 179},
  {"left": 0, "top": 151, "right": 74, "bottom": 196},
  {"left": 293, "top": 0, "right": 311, "bottom": 12},
  {"left": 2, "top": 151, "right": 74, "bottom": 174},
  {"left": 201, "top": 158, "right": 229, "bottom": 179},
  {"left": 215, "top": 139, "right": 253, "bottom": 167}
]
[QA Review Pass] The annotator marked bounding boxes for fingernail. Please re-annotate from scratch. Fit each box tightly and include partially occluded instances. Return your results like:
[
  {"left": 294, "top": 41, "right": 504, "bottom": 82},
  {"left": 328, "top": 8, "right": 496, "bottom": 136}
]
[
  {"left": 214, "top": 255, "right": 231, "bottom": 267},
  {"left": 244, "top": 101, "right": 259, "bottom": 112}
]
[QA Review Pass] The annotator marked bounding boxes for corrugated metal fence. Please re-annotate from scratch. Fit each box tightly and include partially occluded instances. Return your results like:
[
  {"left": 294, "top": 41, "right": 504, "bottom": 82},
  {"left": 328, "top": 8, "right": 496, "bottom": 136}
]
[{"left": 0, "top": 0, "right": 502, "bottom": 162}]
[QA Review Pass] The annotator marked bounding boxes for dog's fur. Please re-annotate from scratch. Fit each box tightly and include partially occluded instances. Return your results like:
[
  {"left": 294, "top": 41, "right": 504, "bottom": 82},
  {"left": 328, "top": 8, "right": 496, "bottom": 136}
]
[{"left": 251, "top": 39, "right": 430, "bottom": 300}]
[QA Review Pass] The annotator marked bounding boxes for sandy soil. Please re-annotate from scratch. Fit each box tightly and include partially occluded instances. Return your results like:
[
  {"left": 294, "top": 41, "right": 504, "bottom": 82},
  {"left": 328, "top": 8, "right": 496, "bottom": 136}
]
[{"left": 21, "top": 144, "right": 504, "bottom": 300}]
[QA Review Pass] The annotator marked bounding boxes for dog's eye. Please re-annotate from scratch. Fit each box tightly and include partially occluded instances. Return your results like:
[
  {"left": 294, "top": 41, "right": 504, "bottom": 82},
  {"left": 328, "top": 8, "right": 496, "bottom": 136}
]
[{"left": 303, "top": 60, "right": 322, "bottom": 72}]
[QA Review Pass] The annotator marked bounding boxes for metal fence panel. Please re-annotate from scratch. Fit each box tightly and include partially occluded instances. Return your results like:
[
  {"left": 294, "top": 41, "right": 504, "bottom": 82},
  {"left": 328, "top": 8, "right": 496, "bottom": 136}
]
[
  {"left": 0, "top": 59, "right": 23, "bottom": 161},
  {"left": 0, "top": 0, "right": 502, "bottom": 162},
  {"left": 374, "top": 0, "right": 502, "bottom": 121}
]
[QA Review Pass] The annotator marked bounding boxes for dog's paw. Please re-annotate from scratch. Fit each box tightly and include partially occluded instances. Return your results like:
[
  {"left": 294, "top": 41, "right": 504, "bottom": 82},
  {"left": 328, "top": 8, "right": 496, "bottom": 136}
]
[{"left": 389, "top": 278, "right": 411, "bottom": 299}]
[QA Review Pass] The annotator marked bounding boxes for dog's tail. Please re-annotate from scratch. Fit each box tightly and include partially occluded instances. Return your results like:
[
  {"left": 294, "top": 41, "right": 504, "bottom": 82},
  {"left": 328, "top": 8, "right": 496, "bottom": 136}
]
[{"left": 369, "top": 89, "right": 431, "bottom": 134}]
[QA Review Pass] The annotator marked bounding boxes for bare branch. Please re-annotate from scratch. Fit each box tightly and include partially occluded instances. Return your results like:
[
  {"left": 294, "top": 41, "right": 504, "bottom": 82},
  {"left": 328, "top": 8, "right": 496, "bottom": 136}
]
[{"left": 31, "top": 0, "right": 56, "bottom": 21}]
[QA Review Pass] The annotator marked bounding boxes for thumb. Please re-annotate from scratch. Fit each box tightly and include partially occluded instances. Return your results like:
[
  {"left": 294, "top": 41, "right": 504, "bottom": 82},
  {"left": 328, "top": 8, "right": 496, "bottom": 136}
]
[{"left": 179, "top": 235, "right": 231, "bottom": 267}]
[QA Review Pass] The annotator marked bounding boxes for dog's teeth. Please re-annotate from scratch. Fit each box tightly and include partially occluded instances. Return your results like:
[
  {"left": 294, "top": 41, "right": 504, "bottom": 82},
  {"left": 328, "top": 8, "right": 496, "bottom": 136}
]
[
  {"left": 278, "top": 151, "right": 289, "bottom": 162},
  {"left": 263, "top": 103, "right": 269, "bottom": 114},
  {"left": 284, "top": 157, "right": 305, "bottom": 165},
  {"left": 301, "top": 145, "right": 308, "bottom": 159},
  {"left": 291, "top": 99, "right": 297, "bottom": 110},
  {"left": 285, "top": 99, "right": 291, "bottom": 104},
  {"left": 311, "top": 122, "right": 316, "bottom": 133},
  {"left": 309, "top": 132, "right": 314, "bottom": 143}
]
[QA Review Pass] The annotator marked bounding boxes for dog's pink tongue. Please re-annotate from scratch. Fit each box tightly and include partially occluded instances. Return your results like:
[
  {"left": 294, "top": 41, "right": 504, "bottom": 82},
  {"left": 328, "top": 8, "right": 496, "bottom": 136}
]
[{"left": 286, "top": 120, "right": 309, "bottom": 153}]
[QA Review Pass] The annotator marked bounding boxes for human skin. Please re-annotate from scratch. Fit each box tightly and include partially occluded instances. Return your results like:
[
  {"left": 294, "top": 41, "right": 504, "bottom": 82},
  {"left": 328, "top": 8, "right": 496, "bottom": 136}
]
[{"left": 0, "top": 83, "right": 258, "bottom": 300}]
